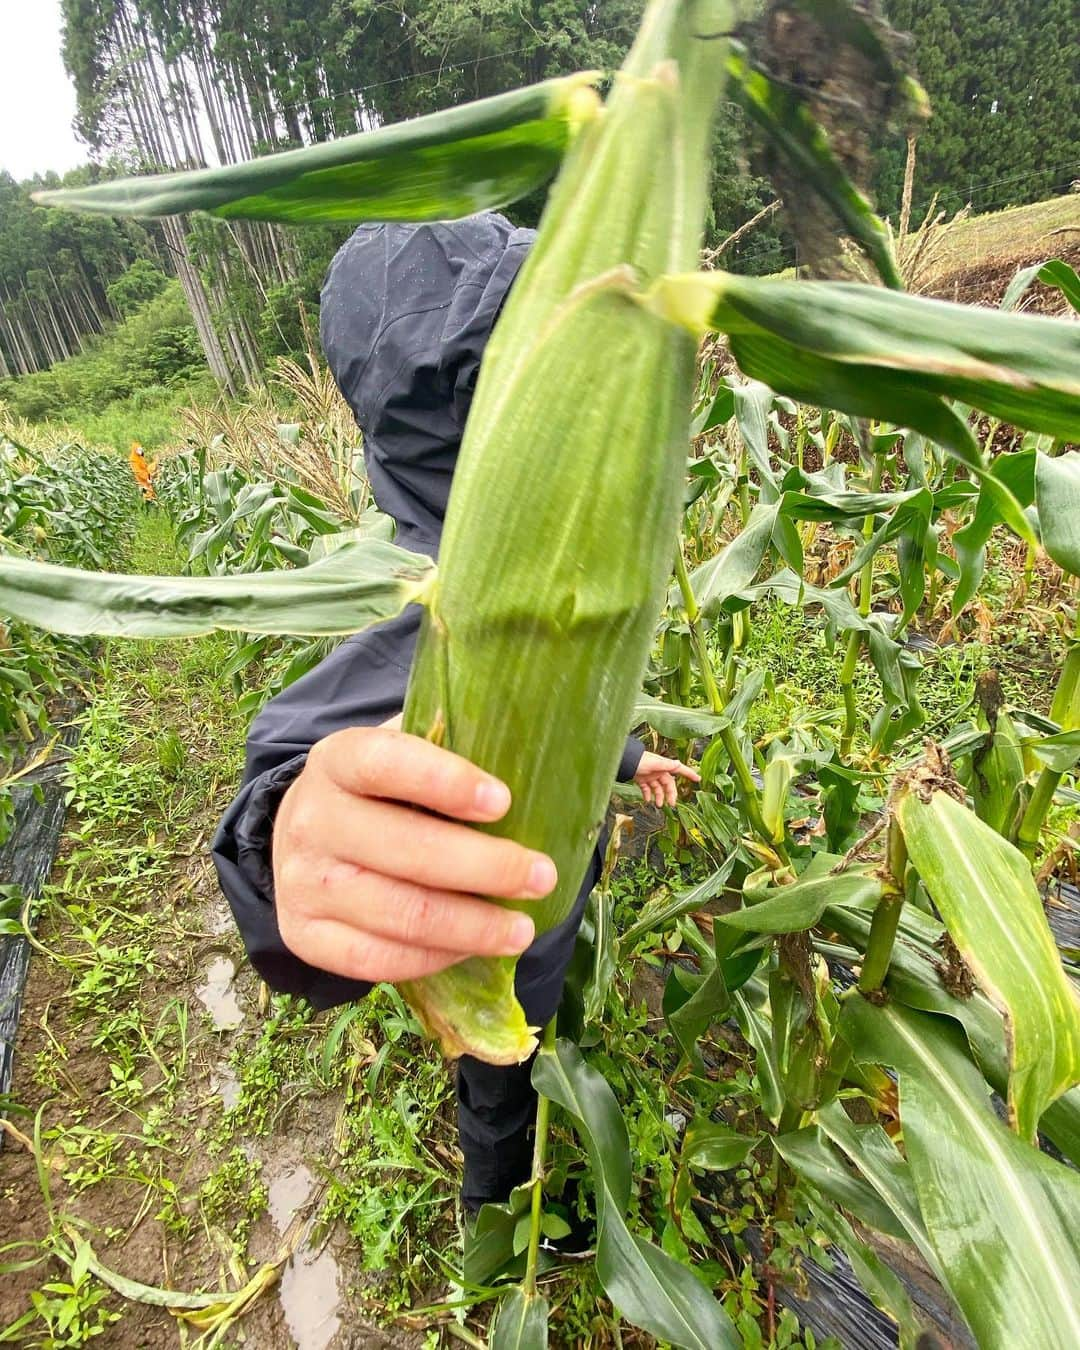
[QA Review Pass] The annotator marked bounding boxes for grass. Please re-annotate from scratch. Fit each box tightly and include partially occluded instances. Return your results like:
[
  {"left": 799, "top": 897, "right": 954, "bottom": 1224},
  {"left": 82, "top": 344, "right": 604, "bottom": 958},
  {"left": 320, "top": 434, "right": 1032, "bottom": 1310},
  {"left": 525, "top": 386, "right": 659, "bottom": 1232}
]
[
  {"left": 928, "top": 193, "right": 1080, "bottom": 275},
  {"left": 61, "top": 378, "right": 220, "bottom": 452},
  {"left": 771, "top": 189, "right": 1079, "bottom": 286}
]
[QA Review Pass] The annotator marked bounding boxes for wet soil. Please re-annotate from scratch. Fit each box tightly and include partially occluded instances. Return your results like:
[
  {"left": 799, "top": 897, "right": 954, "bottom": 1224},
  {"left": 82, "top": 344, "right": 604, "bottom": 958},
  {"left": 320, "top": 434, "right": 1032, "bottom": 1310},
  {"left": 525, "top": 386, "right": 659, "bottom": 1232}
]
[{"left": 1, "top": 842, "right": 423, "bottom": 1348}]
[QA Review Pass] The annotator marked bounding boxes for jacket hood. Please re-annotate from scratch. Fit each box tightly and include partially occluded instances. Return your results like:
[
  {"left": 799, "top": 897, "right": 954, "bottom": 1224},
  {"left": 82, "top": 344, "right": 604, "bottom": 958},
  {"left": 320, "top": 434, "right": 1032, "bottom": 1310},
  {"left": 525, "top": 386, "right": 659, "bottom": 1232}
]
[{"left": 320, "top": 213, "right": 535, "bottom": 555}]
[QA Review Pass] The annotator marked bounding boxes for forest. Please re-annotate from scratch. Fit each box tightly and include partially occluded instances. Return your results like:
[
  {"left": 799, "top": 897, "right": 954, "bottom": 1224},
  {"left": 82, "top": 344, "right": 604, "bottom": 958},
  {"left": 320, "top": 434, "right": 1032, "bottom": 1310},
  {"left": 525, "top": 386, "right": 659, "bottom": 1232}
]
[
  {"left": 1, "top": 1, "right": 1079, "bottom": 1348},
  {"left": 1, "top": 0, "right": 1078, "bottom": 403}
]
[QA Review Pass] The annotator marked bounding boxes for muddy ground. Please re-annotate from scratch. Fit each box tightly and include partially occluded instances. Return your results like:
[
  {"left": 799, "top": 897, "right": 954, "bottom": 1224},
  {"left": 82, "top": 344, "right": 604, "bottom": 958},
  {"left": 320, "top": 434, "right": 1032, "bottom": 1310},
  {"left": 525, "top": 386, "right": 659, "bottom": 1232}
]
[{"left": 1, "top": 830, "right": 419, "bottom": 1348}]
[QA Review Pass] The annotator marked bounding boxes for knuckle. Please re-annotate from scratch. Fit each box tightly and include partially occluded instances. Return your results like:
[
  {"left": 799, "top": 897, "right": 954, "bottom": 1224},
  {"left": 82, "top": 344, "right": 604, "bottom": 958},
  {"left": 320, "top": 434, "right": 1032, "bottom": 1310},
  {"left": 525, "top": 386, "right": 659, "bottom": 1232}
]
[
  {"left": 272, "top": 852, "right": 305, "bottom": 903},
  {"left": 339, "top": 931, "right": 376, "bottom": 981},
  {"left": 277, "top": 905, "right": 311, "bottom": 959},
  {"left": 352, "top": 726, "right": 409, "bottom": 794},
  {"left": 305, "top": 735, "right": 334, "bottom": 774},
  {"left": 399, "top": 890, "right": 437, "bottom": 948},
  {"left": 311, "top": 727, "right": 366, "bottom": 781},
  {"left": 280, "top": 794, "right": 316, "bottom": 842}
]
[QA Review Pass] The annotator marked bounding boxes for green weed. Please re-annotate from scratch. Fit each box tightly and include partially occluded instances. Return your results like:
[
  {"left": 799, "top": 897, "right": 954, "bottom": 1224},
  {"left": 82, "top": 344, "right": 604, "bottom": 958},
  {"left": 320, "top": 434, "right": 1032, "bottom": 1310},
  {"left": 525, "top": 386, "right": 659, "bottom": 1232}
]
[
  {"left": 199, "top": 1148, "right": 268, "bottom": 1246},
  {"left": 4, "top": 1268, "right": 121, "bottom": 1347}
]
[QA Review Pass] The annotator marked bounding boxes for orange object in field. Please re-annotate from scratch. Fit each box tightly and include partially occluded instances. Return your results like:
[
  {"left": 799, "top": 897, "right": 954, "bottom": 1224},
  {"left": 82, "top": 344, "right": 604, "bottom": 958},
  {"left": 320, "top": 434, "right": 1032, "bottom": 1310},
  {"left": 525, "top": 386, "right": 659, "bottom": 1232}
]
[{"left": 129, "top": 441, "right": 157, "bottom": 500}]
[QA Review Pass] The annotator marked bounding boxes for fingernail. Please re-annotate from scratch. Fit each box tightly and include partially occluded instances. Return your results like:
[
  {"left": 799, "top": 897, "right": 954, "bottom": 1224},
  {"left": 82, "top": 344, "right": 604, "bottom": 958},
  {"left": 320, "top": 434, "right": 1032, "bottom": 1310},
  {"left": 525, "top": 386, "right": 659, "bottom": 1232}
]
[
  {"left": 502, "top": 916, "right": 535, "bottom": 953},
  {"left": 526, "top": 856, "right": 558, "bottom": 897},
  {"left": 475, "top": 778, "right": 511, "bottom": 816}
]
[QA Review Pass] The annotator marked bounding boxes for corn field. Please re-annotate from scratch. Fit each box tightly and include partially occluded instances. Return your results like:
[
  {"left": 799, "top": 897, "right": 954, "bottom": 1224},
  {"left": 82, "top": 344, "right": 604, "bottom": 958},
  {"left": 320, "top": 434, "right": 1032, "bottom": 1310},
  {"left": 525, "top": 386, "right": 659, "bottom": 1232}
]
[{"left": 2, "top": 0, "right": 1080, "bottom": 1346}]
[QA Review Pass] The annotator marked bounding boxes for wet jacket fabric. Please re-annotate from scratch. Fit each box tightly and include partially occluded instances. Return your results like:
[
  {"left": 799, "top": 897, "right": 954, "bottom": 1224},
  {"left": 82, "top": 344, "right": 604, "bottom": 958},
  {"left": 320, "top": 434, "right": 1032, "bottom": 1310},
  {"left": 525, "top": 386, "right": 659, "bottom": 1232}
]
[{"left": 211, "top": 214, "right": 644, "bottom": 1021}]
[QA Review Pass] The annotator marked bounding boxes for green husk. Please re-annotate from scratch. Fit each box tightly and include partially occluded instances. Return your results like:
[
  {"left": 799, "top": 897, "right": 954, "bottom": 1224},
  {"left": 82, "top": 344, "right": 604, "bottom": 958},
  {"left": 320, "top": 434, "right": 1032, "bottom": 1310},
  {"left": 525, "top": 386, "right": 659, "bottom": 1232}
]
[{"left": 399, "top": 0, "right": 741, "bottom": 1063}]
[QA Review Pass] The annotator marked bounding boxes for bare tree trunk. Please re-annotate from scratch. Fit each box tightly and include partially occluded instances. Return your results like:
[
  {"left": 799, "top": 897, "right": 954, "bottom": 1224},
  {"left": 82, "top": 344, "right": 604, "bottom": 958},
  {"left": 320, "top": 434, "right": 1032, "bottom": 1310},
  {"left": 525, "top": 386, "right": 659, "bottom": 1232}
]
[
  {"left": 1, "top": 290, "right": 34, "bottom": 375},
  {"left": 8, "top": 299, "right": 39, "bottom": 374},
  {"left": 48, "top": 266, "right": 86, "bottom": 353},
  {"left": 27, "top": 303, "right": 59, "bottom": 367},
  {"left": 162, "top": 216, "right": 237, "bottom": 395},
  {"left": 899, "top": 135, "right": 918, "bottom": 240}
]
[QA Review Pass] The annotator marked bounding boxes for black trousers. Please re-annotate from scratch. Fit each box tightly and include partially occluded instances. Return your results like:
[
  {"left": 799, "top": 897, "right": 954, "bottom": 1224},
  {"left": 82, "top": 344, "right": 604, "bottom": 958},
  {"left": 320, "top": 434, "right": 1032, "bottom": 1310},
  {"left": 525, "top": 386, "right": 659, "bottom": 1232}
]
[{"left": 456, "top": 880, "right": 591, "bottom": 1211}]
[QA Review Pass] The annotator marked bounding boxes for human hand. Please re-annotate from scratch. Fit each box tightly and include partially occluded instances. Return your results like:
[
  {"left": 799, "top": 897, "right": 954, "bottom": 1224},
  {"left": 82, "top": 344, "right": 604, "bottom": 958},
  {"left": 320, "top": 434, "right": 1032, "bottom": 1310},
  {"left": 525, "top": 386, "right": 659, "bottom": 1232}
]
[
  {"left": 633, "top": 751, "right": 701, "bottom": 808},
  {"left": 272, "top": 724, "right": 558, "bottom": 984}
]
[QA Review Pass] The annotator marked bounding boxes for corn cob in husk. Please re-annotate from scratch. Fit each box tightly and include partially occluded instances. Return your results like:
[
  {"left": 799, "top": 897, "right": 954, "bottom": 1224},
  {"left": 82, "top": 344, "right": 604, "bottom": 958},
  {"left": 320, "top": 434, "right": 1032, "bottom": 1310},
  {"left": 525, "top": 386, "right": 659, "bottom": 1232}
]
[{"left": 400, "top": 0, "right": 740, "bottom": 1063}]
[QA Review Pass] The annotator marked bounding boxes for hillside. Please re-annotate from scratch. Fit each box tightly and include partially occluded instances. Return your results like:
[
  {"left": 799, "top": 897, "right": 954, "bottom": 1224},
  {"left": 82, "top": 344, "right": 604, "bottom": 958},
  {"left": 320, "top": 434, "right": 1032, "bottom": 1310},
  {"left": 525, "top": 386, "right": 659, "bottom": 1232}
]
[{"left": 926, "top": 193, "right": 1080, "bottom": 306}]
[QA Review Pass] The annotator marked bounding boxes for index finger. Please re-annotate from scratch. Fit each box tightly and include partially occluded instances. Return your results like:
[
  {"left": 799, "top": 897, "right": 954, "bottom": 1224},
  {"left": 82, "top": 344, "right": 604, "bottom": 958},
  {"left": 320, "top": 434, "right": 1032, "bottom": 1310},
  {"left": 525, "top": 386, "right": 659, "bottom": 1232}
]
[
  {"left": 313, "top": 725, "right": 513, "bottom": 823},
  {"left": 654, "top": 756, "right": 702, "bottom": 782}
]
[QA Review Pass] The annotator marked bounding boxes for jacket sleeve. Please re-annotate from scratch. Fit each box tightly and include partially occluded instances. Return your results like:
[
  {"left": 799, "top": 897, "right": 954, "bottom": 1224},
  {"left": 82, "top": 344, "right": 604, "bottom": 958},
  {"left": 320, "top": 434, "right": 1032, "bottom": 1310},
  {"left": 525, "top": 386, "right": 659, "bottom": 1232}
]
[
  {"left": 617, "top": 735, "right": 646, "bottom": 782},
  {"left": 211, "top": 610, "right": 419, "bottom": 1010}
]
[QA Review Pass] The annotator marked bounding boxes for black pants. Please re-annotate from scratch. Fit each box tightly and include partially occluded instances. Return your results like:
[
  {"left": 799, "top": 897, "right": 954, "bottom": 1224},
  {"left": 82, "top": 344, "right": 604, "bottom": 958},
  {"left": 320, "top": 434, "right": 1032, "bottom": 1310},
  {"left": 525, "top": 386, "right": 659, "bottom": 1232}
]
[{"left": 457, "top": 879, "right": 591, "bottom": 1211}]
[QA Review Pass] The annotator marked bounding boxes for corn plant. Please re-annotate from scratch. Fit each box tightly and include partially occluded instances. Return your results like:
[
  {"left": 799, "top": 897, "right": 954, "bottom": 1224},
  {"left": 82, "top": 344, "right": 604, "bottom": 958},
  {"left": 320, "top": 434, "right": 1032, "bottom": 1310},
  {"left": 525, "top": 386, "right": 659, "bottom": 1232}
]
[
  {"left": 178, "top": 354, "right": 368, "bottom": 525},
  {"left": 0, "top": 432, "right": 137, "bottom": 842},
  {"left": 155, "top": 440, "right": 381, "bottom": 715},
  {"left": 4, "top": 0, "right": 1080, "bottom": 1343}
]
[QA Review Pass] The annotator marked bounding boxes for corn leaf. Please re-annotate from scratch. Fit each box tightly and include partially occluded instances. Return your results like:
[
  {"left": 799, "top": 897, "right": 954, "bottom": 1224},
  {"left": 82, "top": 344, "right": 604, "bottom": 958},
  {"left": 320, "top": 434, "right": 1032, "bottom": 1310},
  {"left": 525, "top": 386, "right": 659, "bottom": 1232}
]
[
  {"left": 631, "top": 694, "right": 732, "bottom": 740},
  {"left": 813, "top": 1100, "right": 931, "bottom": 1255},
  {"left": 33, "top": 76, "right": 597, "bottom": 224},
  {"left": 773, "top": 1122, "right": 912, "bottom": 1242},
  {"left": 733, "top": 380, "right": 784, "bottom": 498},
  {"left": 971, "top": 707, "right": 1026, "bottom": 836},
  {"left": 1024, "top": 729, "right": 1080, "bottom": 774},
  {"left": 897, "top": 777, "right": 1080, "bottom": 1138},
  {"left": 951, "top": 447, "right": 1036, "bottom": 614},
  {"left": 808, "top": 1202, "right": 931, "bottom": 1350},
  {"left": 726, "top": 46, "right": 901, "bottom": 289},
  {"left": 721, "top": 860, "right": 880, "bottom": 934},
  {"left": 822, "top": 899, "right": 1080, "bottom": 1167},
  {"left": 685, "top": 483, "right": 937, "bottom": 617},
  {"left": 761, "top": 751, "right": 796, "bottom": 842},
  {"left": 1038, "top": 259, "right": 1080, "bottom": 313},
  {"left": 733, "top": 986, "right": 784, "bottom": 1123},
  {"left": 842, "top": 998, "right": 1080, "bottom": 1350},
  {"left": 620, "top": 858, "right": 736, "bottom": 947},
  {"left": 649, "top": 272, "right": 1080, "bottom": 527},
  {"left": 0, "top": 540, "right": 434, "bottom": 638},
  {"left": 1036, "top": 449, "right": 1080, "bottom": 579},
  {"left": 684, "top": 501, "right": 778, "bottom": 618},
  {"left": 533, "top": 1039, "right": 739, "bottom": 1350},
  {"left": 1001, "top": 259, "right": 1080, "bottom": 315},
  {"left": 692, "top": 380, "right": 736, "bottom": 435},
  {"left": 490, "top": 1288, "right": 549, "bottom": 1350},
  {"left": 667, "top": 961, "right": 733, "bottom": 1068},
  {"left": 582, "top": 890, "right": 616, "bottom": 1027}
]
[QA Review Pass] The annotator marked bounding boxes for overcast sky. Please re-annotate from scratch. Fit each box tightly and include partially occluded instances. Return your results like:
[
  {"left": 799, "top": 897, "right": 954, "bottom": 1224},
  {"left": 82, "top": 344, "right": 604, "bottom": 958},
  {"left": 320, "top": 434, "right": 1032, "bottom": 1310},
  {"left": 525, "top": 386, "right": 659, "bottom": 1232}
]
[{"left": 0, "top": 0, "right": 86, "bottom": 182}]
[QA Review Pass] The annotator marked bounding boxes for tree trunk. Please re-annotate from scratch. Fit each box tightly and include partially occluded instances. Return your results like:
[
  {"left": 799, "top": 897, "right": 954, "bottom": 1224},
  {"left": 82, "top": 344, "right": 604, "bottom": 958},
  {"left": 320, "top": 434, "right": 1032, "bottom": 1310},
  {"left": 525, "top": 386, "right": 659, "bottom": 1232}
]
[{"left": 162, "top": 216, "right": 237, "bottom": 395}]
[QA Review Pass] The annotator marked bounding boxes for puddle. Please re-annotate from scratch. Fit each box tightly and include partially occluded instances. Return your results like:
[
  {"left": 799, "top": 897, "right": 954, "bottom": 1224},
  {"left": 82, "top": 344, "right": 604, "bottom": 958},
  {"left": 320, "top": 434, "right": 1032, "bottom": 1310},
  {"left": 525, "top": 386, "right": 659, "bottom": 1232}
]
[
  {"left": 270, "top": 1164, "right": 342, "bottom": 1350},
  {"left": 280, "top": 1247, "right": 341, "bottom": 1350},
  {"left": 210, "top": 1064, "right": 241, "bottom": 1110},
  {"left": 195, "top": 956, "right": 244, "bottom": 1030},
  {"left": 269, "top": 1163, "right": 315, "bottom": 1230}
]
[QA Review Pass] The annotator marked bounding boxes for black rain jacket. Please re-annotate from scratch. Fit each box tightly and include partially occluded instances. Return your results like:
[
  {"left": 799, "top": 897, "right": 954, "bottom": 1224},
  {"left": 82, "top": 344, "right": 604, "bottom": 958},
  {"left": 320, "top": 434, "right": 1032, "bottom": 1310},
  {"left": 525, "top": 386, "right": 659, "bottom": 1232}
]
[{"left": 211, "top": 214, "right": 644, "bottom": 1012}]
